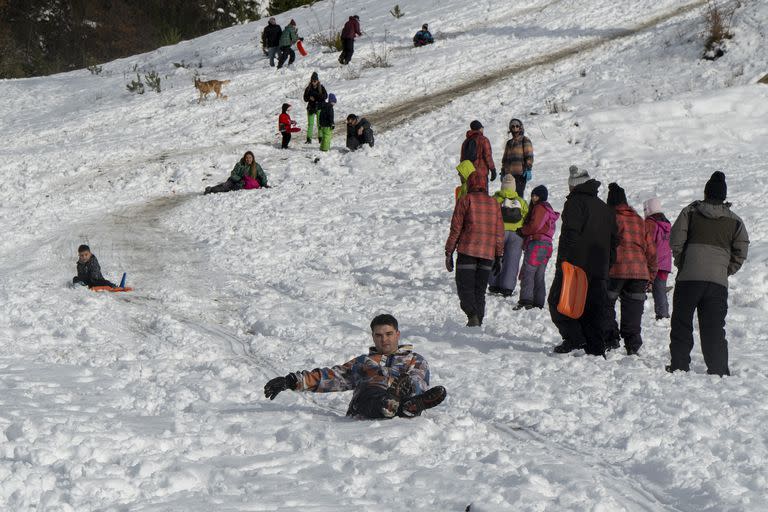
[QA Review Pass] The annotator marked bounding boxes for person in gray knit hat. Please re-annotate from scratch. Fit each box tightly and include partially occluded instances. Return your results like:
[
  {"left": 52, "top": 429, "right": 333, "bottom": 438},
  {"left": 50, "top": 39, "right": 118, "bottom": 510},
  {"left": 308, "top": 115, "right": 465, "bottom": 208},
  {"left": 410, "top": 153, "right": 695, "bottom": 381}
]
[
  {"left": 567, "top": 165, "right": 590, "bottom": 189},
  {"left": 667, "top": 171, "right": 749, "bottom": 376}
]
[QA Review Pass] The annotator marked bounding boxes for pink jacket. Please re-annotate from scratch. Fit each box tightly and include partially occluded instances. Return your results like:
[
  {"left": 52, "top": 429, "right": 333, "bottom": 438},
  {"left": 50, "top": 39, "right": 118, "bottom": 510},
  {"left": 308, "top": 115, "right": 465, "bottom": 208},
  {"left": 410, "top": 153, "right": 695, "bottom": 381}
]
[
  {"left": 646, "top": 215, "right": 672, "bottom": 273},
  {"left": 520, "top": 201, "right": 559, "bottom": 244}
]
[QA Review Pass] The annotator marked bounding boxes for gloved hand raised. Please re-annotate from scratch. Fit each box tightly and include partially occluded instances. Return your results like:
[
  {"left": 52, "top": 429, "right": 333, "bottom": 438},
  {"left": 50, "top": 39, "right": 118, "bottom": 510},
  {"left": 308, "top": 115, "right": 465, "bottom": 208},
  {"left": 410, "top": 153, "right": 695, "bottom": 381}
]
[
  {"left": 445, "top": 252, "right": 454, "bottom": 272},
  {"left": 492, "top": 256, "right": 502, "bottom": 276},
  {"left": 264, "top": 373, "right": 298, "bottom": 400}
]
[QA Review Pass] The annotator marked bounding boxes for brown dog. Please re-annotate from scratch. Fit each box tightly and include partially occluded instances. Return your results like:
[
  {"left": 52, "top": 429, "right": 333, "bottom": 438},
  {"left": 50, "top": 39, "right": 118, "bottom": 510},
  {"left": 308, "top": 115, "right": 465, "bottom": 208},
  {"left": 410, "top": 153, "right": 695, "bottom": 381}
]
[{"left": 194, "top": 78, "right": 230, "bottom": 103}]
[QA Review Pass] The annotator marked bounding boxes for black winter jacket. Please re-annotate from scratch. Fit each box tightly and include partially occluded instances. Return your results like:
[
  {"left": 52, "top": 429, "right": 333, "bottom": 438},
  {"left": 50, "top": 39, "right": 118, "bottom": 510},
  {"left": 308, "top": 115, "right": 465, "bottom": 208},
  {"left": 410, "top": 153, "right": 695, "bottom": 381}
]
[
  {"left": 556, "top": 179, "right": 618, "bottom": 279},
  {"left": 262, "top": 24, "right": 282, "bottom": 48},
  {"left": 303, "top": 83, "right": 328, "bottom": 114},
  {"left": 318, "top": 101, "right": 335, "bottom": 128},
  {"left": 75, "top": 254, "right": 115, "bottom": 287}
]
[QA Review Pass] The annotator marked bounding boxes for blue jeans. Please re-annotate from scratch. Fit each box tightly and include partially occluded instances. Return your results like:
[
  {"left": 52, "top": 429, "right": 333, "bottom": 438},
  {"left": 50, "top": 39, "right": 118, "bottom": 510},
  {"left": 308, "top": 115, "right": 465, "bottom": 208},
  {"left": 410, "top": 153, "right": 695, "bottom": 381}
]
[{"left": 267, "top": 47, "right": 279, "bottom": 67}]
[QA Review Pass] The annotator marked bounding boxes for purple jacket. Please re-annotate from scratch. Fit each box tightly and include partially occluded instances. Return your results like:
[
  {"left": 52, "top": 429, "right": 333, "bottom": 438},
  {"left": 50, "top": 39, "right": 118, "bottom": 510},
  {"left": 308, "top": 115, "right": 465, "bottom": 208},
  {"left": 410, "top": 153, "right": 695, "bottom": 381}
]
[
  {"left": 520, "top": 201, "right": 560, "bottom": 244},
  {"left": 341, "top": 17, "right": 361, "bottom": 39},
  {"left": 646, "top": 215, "right": 672, "bottom": 272}
]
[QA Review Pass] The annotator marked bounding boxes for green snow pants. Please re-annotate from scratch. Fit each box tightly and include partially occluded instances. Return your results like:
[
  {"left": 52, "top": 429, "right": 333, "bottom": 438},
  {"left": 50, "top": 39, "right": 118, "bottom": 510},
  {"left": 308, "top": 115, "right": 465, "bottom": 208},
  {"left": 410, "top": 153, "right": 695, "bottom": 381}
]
[
  {"left": 306, "top": 111, "right": 319, "bottom": 142},
  {"left": 319, "top": 126, "right": 333, "bottom": 151}
]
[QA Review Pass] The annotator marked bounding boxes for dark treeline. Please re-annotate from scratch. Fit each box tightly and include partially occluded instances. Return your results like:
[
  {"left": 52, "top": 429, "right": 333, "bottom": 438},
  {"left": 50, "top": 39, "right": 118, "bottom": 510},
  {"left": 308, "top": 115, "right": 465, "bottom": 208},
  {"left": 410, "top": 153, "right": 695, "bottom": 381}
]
[{"left": 0, "top": 0, "right": 263, "bottom": 78}]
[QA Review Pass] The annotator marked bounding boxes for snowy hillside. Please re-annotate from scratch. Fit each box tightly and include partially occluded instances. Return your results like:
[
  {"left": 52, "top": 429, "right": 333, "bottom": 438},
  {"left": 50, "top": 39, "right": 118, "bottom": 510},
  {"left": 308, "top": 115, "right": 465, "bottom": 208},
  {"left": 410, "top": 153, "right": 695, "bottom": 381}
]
[{"left": 1, "top": 0, "right": 768, "bottom": 510}]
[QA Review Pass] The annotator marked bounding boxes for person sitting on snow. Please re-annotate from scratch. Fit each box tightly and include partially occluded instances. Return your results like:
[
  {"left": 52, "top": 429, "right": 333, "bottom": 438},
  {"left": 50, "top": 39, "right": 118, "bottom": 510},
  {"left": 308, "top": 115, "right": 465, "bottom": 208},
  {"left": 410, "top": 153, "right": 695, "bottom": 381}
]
[
  {"left": 345, "top": 114, "right": 374, "bottom": 151},
  {"left": 413, "top": 24, "right": 434, "bottom": 47},
  {"left": 204, "top": 150, "right": 268, "bottom": 194},
  {"left": 264, "top": 314, "right": 447, "bottom": 419},
  {"left": 72, "top": 245, "right": 116, "bottom": 288}
]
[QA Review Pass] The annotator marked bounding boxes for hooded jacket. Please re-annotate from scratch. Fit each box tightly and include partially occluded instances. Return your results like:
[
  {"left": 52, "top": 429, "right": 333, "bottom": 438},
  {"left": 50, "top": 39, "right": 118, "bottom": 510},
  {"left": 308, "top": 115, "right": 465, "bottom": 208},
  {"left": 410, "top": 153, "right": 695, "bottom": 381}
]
[
  {"left": 341, "top": 16, "right": 362, "bottom": 39},
  {"left": 493, "top": 188, "right": 529, "bottom": 231},
  {"left": 460, "top": 130, "right": 495, "bottom": 182},
  {"left": 520, "top": 201, "right": 559, "bottom": 243},
  {"left": 556, "top": 179, "right": 619, "bottom": 279},
  {"left": 454, "top": 160, "right": 475, "bottom": 202},
  {"left": 279, "top": 24, "right": 299, "bottom": 47},
  {"left": 646, "top": 213, "right": 672, "bottom": 273},
  {"left": 501, "top": 126, "right": 534, "bottom": 177},
  {"left": 609, "top": 204, "right": 658, "bottom": 281},
  {"left": 290, "top": 344, "right": 429, "bottom": 416},
  {"left": 445, "top": 172, "right": 505, "bottom": 260},
  {"left": 670, "top": 200, "right": 749, "bottom": 287}
]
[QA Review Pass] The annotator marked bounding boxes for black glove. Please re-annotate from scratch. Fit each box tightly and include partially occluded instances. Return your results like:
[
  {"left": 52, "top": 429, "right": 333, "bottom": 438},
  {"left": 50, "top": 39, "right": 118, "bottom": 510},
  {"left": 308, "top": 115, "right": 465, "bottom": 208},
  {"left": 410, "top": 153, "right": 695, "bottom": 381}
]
[
  {"left": 490, "top": 168, "right": 497, "bottom": 181},
  {"left": 492, "top": 257, "right": 502, "bottom": 276},
  {"left": 445, "top": 252, "right": 454, "bottom": 272},
  {"left": 264, "top": 373, "right": 298, "bottom": 400}
]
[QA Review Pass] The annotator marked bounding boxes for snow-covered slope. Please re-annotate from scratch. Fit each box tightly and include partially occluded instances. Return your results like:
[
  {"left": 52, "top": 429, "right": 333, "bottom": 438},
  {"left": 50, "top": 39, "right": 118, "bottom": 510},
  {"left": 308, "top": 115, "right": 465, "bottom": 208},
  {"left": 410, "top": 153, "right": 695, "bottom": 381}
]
[{"left": 1, "top": 0, "right": 767, "bottom": 510}]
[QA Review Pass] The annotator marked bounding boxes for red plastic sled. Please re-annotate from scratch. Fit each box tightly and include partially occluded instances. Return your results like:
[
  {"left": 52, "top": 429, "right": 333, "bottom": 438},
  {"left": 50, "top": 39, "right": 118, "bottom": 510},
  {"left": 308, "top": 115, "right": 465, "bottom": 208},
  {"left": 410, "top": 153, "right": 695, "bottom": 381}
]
[
  {"left": 557, "top": 261, "right": 588, "bottom": 319},
  {"left": 297, "top": 40, "right": 308, "bottom": 57},
  {"left": 91, "top": 286, "right": 134, "bottom": 293}
]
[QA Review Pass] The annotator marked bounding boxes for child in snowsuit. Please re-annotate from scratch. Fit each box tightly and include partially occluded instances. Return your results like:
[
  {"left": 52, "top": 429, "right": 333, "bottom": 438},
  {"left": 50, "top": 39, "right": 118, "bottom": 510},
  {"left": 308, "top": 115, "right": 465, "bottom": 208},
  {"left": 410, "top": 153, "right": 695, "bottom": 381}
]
[
  {"left": 73, "top": 245, "right": 116, "bottom": 288},
  {"left": 264, "top": 314, "right": 446, "bottom": 419},
  {"left": 644, "top": 197, "right": 672, "bottom": 319},
  {"left": 413, "top": 24, "right": 434, "bottom": 47},
  {"left": 278, "top": 103, "right": 301, "bottom": 149},
  {"left": 205, "top": 151, "right": 268, "bottom": 194},
  {"left": 516, "top": 185, "right": 559, "bottom": 310},
  {"left": 488, "top": 174, "right": 528, "bottom": 297},
  {"left": 303, "top": 72, "right": 327, "bottom": 144},
  {"left": 318, "top": 93, "right": 337, "bottom": 152},
  {"left": 606, "top": 183, "right": 657, "bottom": 355}
]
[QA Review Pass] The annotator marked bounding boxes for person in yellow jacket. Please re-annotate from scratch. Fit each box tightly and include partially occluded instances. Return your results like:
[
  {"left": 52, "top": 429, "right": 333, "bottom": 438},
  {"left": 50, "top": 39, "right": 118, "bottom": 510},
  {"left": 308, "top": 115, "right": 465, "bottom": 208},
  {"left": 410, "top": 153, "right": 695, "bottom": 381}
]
[
  {"left": 454, "top": 160, "right": 476, "bottom": 202},
  {"left": 488, "top": 174, "right": 529, "bottom": 297}
]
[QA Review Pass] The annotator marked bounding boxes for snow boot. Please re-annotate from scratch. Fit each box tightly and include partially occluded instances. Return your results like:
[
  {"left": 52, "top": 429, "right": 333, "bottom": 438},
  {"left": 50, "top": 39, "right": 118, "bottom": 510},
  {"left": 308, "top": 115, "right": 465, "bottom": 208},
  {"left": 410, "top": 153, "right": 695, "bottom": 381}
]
[
  {"left": 553, "top": 340, "right": 585, "bottom": 354},
  {"left": 399, "top": 386, "right": 447, "bottom": 417},
  {"left": 466, "top": 315, "right": 481, "bottom": 327}
]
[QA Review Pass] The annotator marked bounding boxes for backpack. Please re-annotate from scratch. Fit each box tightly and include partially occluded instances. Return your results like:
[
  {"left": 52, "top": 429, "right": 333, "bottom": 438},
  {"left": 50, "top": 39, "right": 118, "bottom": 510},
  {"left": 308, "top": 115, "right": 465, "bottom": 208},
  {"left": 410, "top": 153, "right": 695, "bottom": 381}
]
[
  {"left": 462, "top": 137, "right": 478, "bottom": 163},
  {"left": 501, "top": 196, "right": 523, "bottom": 223}
]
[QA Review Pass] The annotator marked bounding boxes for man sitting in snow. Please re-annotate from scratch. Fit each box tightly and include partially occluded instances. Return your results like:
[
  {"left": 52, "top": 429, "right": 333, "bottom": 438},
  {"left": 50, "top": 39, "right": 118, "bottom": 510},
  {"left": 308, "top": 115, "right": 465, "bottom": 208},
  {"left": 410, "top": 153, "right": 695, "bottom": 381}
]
[
  {"left": 345, "top": 114, "right": 374, "bottom": 151},
  {"left": 413, "top": 24, "right": 434, "bottom": 47},
  {"left": 264, "top": 314, "right": 446, "bottom": 419},
  {"left": 72, "top": 244, "right": 116, "bottom": 288}
]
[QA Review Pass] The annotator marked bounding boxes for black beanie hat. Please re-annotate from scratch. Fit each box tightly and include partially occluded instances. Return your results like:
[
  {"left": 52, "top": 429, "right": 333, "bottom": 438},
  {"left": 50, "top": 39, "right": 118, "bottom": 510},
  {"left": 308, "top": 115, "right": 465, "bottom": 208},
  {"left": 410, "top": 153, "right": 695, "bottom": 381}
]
[
  {"left": 704, "top": 171, "right": 727, "bottom": 201},
  {"left": 310, "top": 71, "right": 319, "bottom": 81},
  {"left": 607, "top": 182, "right": 628, "bottom": 206},
  {"left": 531, "top": 184, "right": 548, "bottom": 202},
  {"left": 281, "top": 103, "right": 290, "bottom": 113}
]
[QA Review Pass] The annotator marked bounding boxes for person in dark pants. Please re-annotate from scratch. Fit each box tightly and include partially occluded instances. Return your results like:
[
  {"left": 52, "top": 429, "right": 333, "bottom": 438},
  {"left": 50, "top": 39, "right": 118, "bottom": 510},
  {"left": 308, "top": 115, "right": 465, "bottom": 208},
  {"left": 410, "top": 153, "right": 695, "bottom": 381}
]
[
  {"left": 278, "top": 103, "right": 301, "bottom": 149},
  {"left": 345, "top": 114, "right": 374, "bottom": 150},
  {"left": 548, "top": 166, "right": 618, "bottom": 356},
  {"left": 605, "top": 183, "right": 657, "bottom": 355},
  {"left": 263, "top": 314, "right": 446, "bottom": 419},
  {"left": 73, "top": 245, "right": 116, "bottom": 288},
  {"left": 277, "top": 19, "right": 299, "bottom": 69},
  {"left": 667, "top": 172, "right": 749, "bottom": 376},
  {"left": 501, "top": 118, "right": 534, "bottom": 197},
  {"left": 204, "top": 151, "right": 268, "bottom": 194},
  {"left": 445, "top": 170, "right": 505, "bottom": 326},
  {"left": 339, "top": 15, "right": 362, "bottom": 65},
  {"left": 261, "top": 17, "right": 282, "bottom": 67}
]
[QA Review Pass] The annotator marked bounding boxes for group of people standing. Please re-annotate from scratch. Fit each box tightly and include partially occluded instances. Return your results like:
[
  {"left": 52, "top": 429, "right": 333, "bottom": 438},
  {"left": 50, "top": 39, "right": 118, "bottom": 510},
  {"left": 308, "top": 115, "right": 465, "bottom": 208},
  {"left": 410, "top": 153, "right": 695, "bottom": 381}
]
[{"left": 446, "top": 119, "right": 749, "bottom": 376}]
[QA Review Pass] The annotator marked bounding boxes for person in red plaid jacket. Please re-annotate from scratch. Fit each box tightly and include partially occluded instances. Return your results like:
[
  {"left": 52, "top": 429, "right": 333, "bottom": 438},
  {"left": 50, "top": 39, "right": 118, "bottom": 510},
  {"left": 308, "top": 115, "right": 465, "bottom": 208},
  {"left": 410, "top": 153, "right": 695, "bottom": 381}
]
[
  {"left": 445, "top": 169, "right": 505, "bottom": 327},
  {"left": 264, "top": 314, "right": 446, "bottom": 419},
  {"left": 605, "top": 183, "right": 657, "bottom": 355}
]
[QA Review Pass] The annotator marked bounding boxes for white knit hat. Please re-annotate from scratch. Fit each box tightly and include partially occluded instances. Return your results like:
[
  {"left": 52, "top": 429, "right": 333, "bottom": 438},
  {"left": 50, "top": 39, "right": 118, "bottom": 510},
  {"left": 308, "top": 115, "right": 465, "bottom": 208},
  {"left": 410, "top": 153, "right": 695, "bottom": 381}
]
[
  {"left": 501, "top": 174, "right": 515, "bottom": 191},
  {"left": 643, "top": 197, "right": 662, "bottom": 217},
  {"left": 568, "top": 165, "right": 590, "bottom": 189}
]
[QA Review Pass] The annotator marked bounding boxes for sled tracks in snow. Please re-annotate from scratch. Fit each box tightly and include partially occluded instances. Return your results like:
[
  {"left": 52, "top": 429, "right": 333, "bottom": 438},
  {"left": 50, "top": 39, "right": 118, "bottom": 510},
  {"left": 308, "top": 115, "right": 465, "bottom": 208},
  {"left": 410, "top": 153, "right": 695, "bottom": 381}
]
[{"left": 368, "top": 0, "right": 709, "bottom": 132}]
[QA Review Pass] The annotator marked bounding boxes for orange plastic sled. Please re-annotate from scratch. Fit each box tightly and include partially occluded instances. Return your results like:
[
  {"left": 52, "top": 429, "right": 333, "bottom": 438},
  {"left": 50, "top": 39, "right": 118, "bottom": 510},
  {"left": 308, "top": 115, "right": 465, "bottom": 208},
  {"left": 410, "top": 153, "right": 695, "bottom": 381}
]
[
  {"left": 557, "top": 261, "right": 588, "bottom": 319},
  {"left": 297, "top": 40, "right": 308, "bottom": 56},
  {"left": 91, "top": 286, "right": 134, "bottom": 293}
]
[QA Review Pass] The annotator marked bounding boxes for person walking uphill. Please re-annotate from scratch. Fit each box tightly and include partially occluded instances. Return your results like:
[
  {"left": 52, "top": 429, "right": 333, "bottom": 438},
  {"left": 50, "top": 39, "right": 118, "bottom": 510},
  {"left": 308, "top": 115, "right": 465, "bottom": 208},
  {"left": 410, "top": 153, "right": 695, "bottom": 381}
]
[
  {"left": 488, "top": 174, "right": 528, "bottom": 298},
  {"left": 264, "top": 314, "right": 447, "bottom": 419},
  {"left": 605, "top": 183, "right": 657, "bottom": 356},
  {"left": 460, "top": 120, "right": 496, "bottom": 184},
  {"left": 318, "top": 93, "right": 337, "bottom": 151},
  {"left": 549, "top": 166, "right": 618, "bottom": 356},
  {"left": 445, "top": 171, "right": 505, "bottom": 327},
  {"left": 667, "top": 172, "right": 749, "bottom": 377},
  {"left": 643, "top": 197, "right": 673, "bottom": 320},
  {"left": 339, "top": 15, "right": 362, "bottom": 65},
  {"left": 516, "top": 185, "right": 559, "bottom": 310},
  {"left": 261, "top": 17, "right": 282, "bottom": 67},
  {"left": 303, "top": 72, "right": 327, "bottom": 144},
  {"left": 501, "top": 118, "right": 534, "bottom": 196},
  {"left": 277, "top": 19, "right": 300, "bottom": 69}
]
